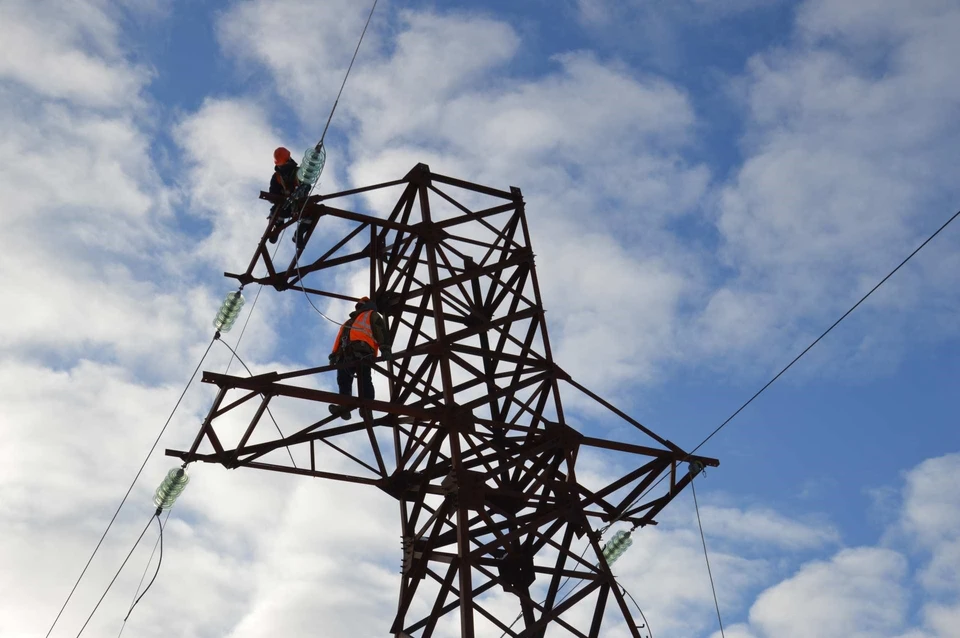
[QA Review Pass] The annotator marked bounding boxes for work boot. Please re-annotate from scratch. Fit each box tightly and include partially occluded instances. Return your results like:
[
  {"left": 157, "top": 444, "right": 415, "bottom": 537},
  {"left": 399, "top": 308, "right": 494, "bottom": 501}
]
[{"left": 328, "top": 404, "right": 351, "bottom": 420}]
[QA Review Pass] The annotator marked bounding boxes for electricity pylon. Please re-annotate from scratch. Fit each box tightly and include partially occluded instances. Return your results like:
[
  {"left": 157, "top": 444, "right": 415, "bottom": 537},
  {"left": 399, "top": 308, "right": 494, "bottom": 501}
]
[{"left": 168, "top": 163, "right": 719, "bottom": 637}]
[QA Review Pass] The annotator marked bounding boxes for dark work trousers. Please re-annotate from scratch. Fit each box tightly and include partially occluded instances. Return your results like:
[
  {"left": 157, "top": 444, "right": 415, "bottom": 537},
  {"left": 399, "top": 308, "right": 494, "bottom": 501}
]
[{"left": 337, "top": 355, "right": 375, "bottom": 400}]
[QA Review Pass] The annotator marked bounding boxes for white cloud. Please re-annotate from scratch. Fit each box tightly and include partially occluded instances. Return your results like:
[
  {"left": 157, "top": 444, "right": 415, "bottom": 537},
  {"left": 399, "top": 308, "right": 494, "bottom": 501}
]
[
  {"left": 748, "top": 547, "right": 909, "bottom": 638},
  {"left": 0, "top": 0, "right": 148, "bottom": 107},
  {"left": 3, "top": 2, "right": 959, "bottom": 637},
  {"left": 900, "top": 453, "right": 960, "bottom": 547},
  {"left": 615, "top": 525, "right": 770, "bottom": 636},
  {"left": 722, "top": 451, "right": 960, "bottom": 638},
  {"left": 699, "top": 0, "right": 960, "bottom": 372},
  {"left": 0, "top": 1, "right": 211, "bottom": 374},
  {"left": 578, "top": 0, "right": 786, "bottom": 26},
  {"left": 217, "top": 0, "right": 384, "bottom": 128},
  {"left": 222, "top": 5, "right": 711, "bottom": 394},
  {"left": 698, "top": 504, "right": 841, "bottom": 550},
  {"left": 899, "top": 454, "right": 960, "bottom": 600}
]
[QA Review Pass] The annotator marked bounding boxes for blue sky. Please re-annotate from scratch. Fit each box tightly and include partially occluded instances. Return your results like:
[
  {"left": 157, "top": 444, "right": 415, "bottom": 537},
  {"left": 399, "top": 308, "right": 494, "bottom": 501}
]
[{"left": 2, "top": 0, "right": 959, "bottom": 636}]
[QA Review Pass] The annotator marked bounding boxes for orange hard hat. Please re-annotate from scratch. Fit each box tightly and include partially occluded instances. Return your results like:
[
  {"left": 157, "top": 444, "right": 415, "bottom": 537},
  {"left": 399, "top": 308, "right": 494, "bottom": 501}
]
[{"left": 274, "top": 147, "right": 291, "bottom": 165}]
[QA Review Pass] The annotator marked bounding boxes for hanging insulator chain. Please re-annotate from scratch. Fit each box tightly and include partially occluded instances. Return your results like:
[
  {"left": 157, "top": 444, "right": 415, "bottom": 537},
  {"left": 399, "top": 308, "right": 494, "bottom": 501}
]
[
  {"left": 601, "top": 529, "right": 633, "bottom": 566},
  {"left": 213, "top": 291, "right": 245, "bottom": 333},
  {"left": 296, "top": 144, "right": 326, "bottom": 187},
  {"left": 153, "top": 467, "right": 190, "bottom": 511}
]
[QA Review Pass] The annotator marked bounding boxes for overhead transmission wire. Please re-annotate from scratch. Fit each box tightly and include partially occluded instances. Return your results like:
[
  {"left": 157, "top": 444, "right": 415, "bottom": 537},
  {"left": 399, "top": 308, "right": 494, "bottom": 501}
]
[
  {"left": 687, "top": 205, "right": 960, "bottom": 458},
  {"left": 107, "top": 231, "right": 296, "bottom": 633},
  {"left": 290, "top": 0, "right": 379, "bottom": 328},
  {"left": 59, "top": 13, "right": 383, "bottom": 622},
  {"left": 504, "top": 205, "right": 960, "bottom": 638},
  {"left": 319, "top": 0, "right": 378, "bottom": 149},
  {"left": 44, "top": 336, "right": 216, "bottom": 638},
  {"left": 613, "top": 205, "right": 960, "bottom": 525},
  {"left": 216, "top": 337, "right": 297, "bottom": 468},
  {"left": 72, "top": 514, "right": 156, "bottom": 638},
  {"left": 692, "top": 478, "right": 724, "bottom": 638},
  {"left": 116, "top": 509, "right": 171, "bottom": 638},
  {"left": 46, "top": 4, "right": 386, "bottom": 624},
  {"left": 49, "top": 229, "right": 294, "bottom": 637},
  {"left": 619, "top": 583, "right": 654, "bottom": 638},
  {"left": 573, "top": 205, "right": 960, "bottom": 638}
]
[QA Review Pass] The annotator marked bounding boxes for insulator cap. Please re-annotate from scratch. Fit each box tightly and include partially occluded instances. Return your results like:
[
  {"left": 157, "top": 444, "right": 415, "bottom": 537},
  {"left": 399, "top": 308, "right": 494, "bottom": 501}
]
[{"left": 213, "top": 291, "right": 245, "bottom": 333}]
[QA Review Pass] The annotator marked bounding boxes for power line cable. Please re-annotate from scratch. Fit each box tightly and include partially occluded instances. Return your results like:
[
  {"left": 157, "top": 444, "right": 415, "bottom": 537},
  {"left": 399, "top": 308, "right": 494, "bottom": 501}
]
[
  {"left": 688, "top": 206, "right": 960, "bottom": 457},
  {"left": 215, "top": 338, "right": 297, "bottom": 468},
  {"left": 225, "top": 283, "right": 263, "bottom": 376},
  {"left": 295, "top": 250, "right": 346, "bottom": 327},
  {"left": 45, "top": 17, "right": 392, "bottom": 623},
  {"left": 44, "top": 337, "right": 216, "bottom": 638},
  {"left": 532, "top": 205, "right": 960, "bottom": 636},
  {"left": 73, "top": 513, "right": 157, "bottom": 638},
  {"left": 116, "top": 509, "right": 170, "bottom": 637},
  {"left": 692, "top": 479, "right": 724, "bottom": 638},
  {"left": 227, "top": 224, "right": 293, "bottom": 374},
  {"left": 318, "top": 0, "right": 379, "bottom": 148},
  {"left": 619, "top": 583, "right": 653, "bottom": 638},
  {"left": 609, "top": 205, "right": 960, "bottom": 527},
  {"left": 49, "top": 227, "right": 291, "bottom": 635},
  {"left": 123, "top": 514, "right": 164, "bottom": 623},
  {"left": 102, "top": 235, "right": 290, "bottom": 636},
  {"left": 286, "top": 0, "right": 379, "bottom": 327}
]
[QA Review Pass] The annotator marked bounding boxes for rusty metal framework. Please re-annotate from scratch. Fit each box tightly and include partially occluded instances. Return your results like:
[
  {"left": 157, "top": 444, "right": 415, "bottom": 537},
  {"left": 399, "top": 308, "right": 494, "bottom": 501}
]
[{"left": 168, "top": 164, "right": 718, "bottom": 637}]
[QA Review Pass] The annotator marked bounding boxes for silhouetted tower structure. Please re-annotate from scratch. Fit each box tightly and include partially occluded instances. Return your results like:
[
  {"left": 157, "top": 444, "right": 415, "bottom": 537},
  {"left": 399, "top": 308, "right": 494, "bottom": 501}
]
[{"left": 169, "top": 164, "right": 719, "bottom": 637}]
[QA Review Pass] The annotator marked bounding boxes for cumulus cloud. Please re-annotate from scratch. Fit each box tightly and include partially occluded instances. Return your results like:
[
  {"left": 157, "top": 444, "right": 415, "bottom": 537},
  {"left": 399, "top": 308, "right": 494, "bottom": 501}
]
[
  {"left": 899, "top": 454, "right": 960, "bottom": 598},
  {"left": 0, "top": 0, "right": 148, "bottom": 107},
  {"left": 698, "top": 504, "right": 841, "bottom": 550},
  {"left": 749, "top": 547, "right": 909, "bottom": 638},
  {"left": 718, "top": 452, "right": 960, "bottom": 638},
  {"left": 218, "top": 1, "right": 713, "bottom": 396},
  {"left": 705, "top": 0, "right": 960, "bottom": 369},
  {"left": 0, "top": 2, "right": 213, "bottom": 375},
  {"left": 3, "top": 1, "right": 959, "bottom": 638}
]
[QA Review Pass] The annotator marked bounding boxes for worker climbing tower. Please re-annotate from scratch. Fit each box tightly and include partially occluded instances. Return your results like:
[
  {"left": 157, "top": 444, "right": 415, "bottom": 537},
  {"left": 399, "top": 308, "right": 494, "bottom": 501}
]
[{"left": 168, "top": 164, "right": 719, "bottom": 637}]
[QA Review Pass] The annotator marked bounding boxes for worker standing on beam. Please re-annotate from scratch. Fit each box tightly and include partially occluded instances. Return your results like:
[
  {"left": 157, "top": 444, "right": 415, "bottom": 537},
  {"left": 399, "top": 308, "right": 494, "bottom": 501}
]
[{"left": 328, "top": 297, "right": 392, "bottom": 419}]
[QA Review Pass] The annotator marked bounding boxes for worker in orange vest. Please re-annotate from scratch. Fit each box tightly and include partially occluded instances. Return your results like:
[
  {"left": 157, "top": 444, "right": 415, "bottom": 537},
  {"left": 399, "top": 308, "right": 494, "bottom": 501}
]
[{"left": 328, "top": 297, "right": 392, "bottom": 419}]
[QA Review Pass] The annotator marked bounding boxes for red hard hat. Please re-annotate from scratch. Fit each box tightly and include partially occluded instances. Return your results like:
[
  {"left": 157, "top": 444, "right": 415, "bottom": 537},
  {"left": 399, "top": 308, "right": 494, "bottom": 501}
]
[{"left": 274, "top": 147, "right": 291, "bottom": 165}]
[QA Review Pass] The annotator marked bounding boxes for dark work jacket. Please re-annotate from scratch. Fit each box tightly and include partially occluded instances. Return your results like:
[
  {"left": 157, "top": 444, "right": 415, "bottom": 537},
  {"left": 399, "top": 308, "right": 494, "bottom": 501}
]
[{"left": 269, "top": 159, "right": 300, "bottom": 196}]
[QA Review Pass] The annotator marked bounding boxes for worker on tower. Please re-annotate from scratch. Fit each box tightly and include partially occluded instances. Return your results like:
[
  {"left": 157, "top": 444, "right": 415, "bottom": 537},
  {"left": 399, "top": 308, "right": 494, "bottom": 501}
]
[
  {"left": 328, "top": 297, "right": 392, "bottom": 419},
  {"left": 270, "top": 146, "right": 299, "bottom": 198},
  {"left": 267, "top": 147, "right": 300, "bottom": 243}
]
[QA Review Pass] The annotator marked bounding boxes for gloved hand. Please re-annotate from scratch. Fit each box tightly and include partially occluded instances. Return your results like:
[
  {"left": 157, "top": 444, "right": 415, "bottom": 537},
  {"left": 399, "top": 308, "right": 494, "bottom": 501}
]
[
  {"left": 328, "top": 352, "right": 340, "bottom": 365},
  {"left": 380, "top": 345, "right": 393, "bottom": 361}
]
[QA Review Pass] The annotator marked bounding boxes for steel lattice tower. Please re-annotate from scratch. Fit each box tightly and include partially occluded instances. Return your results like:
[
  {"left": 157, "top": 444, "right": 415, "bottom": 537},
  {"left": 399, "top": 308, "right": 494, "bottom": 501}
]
[{"left": 168, "top": 163, "right": 719, "bottom": 637}]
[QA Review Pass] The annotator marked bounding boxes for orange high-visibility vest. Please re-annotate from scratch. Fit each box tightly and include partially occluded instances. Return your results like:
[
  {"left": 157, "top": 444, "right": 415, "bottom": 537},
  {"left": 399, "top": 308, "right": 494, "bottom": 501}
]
[{"left": 332, "top": 311, "right": 379, "bottom": 355}]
